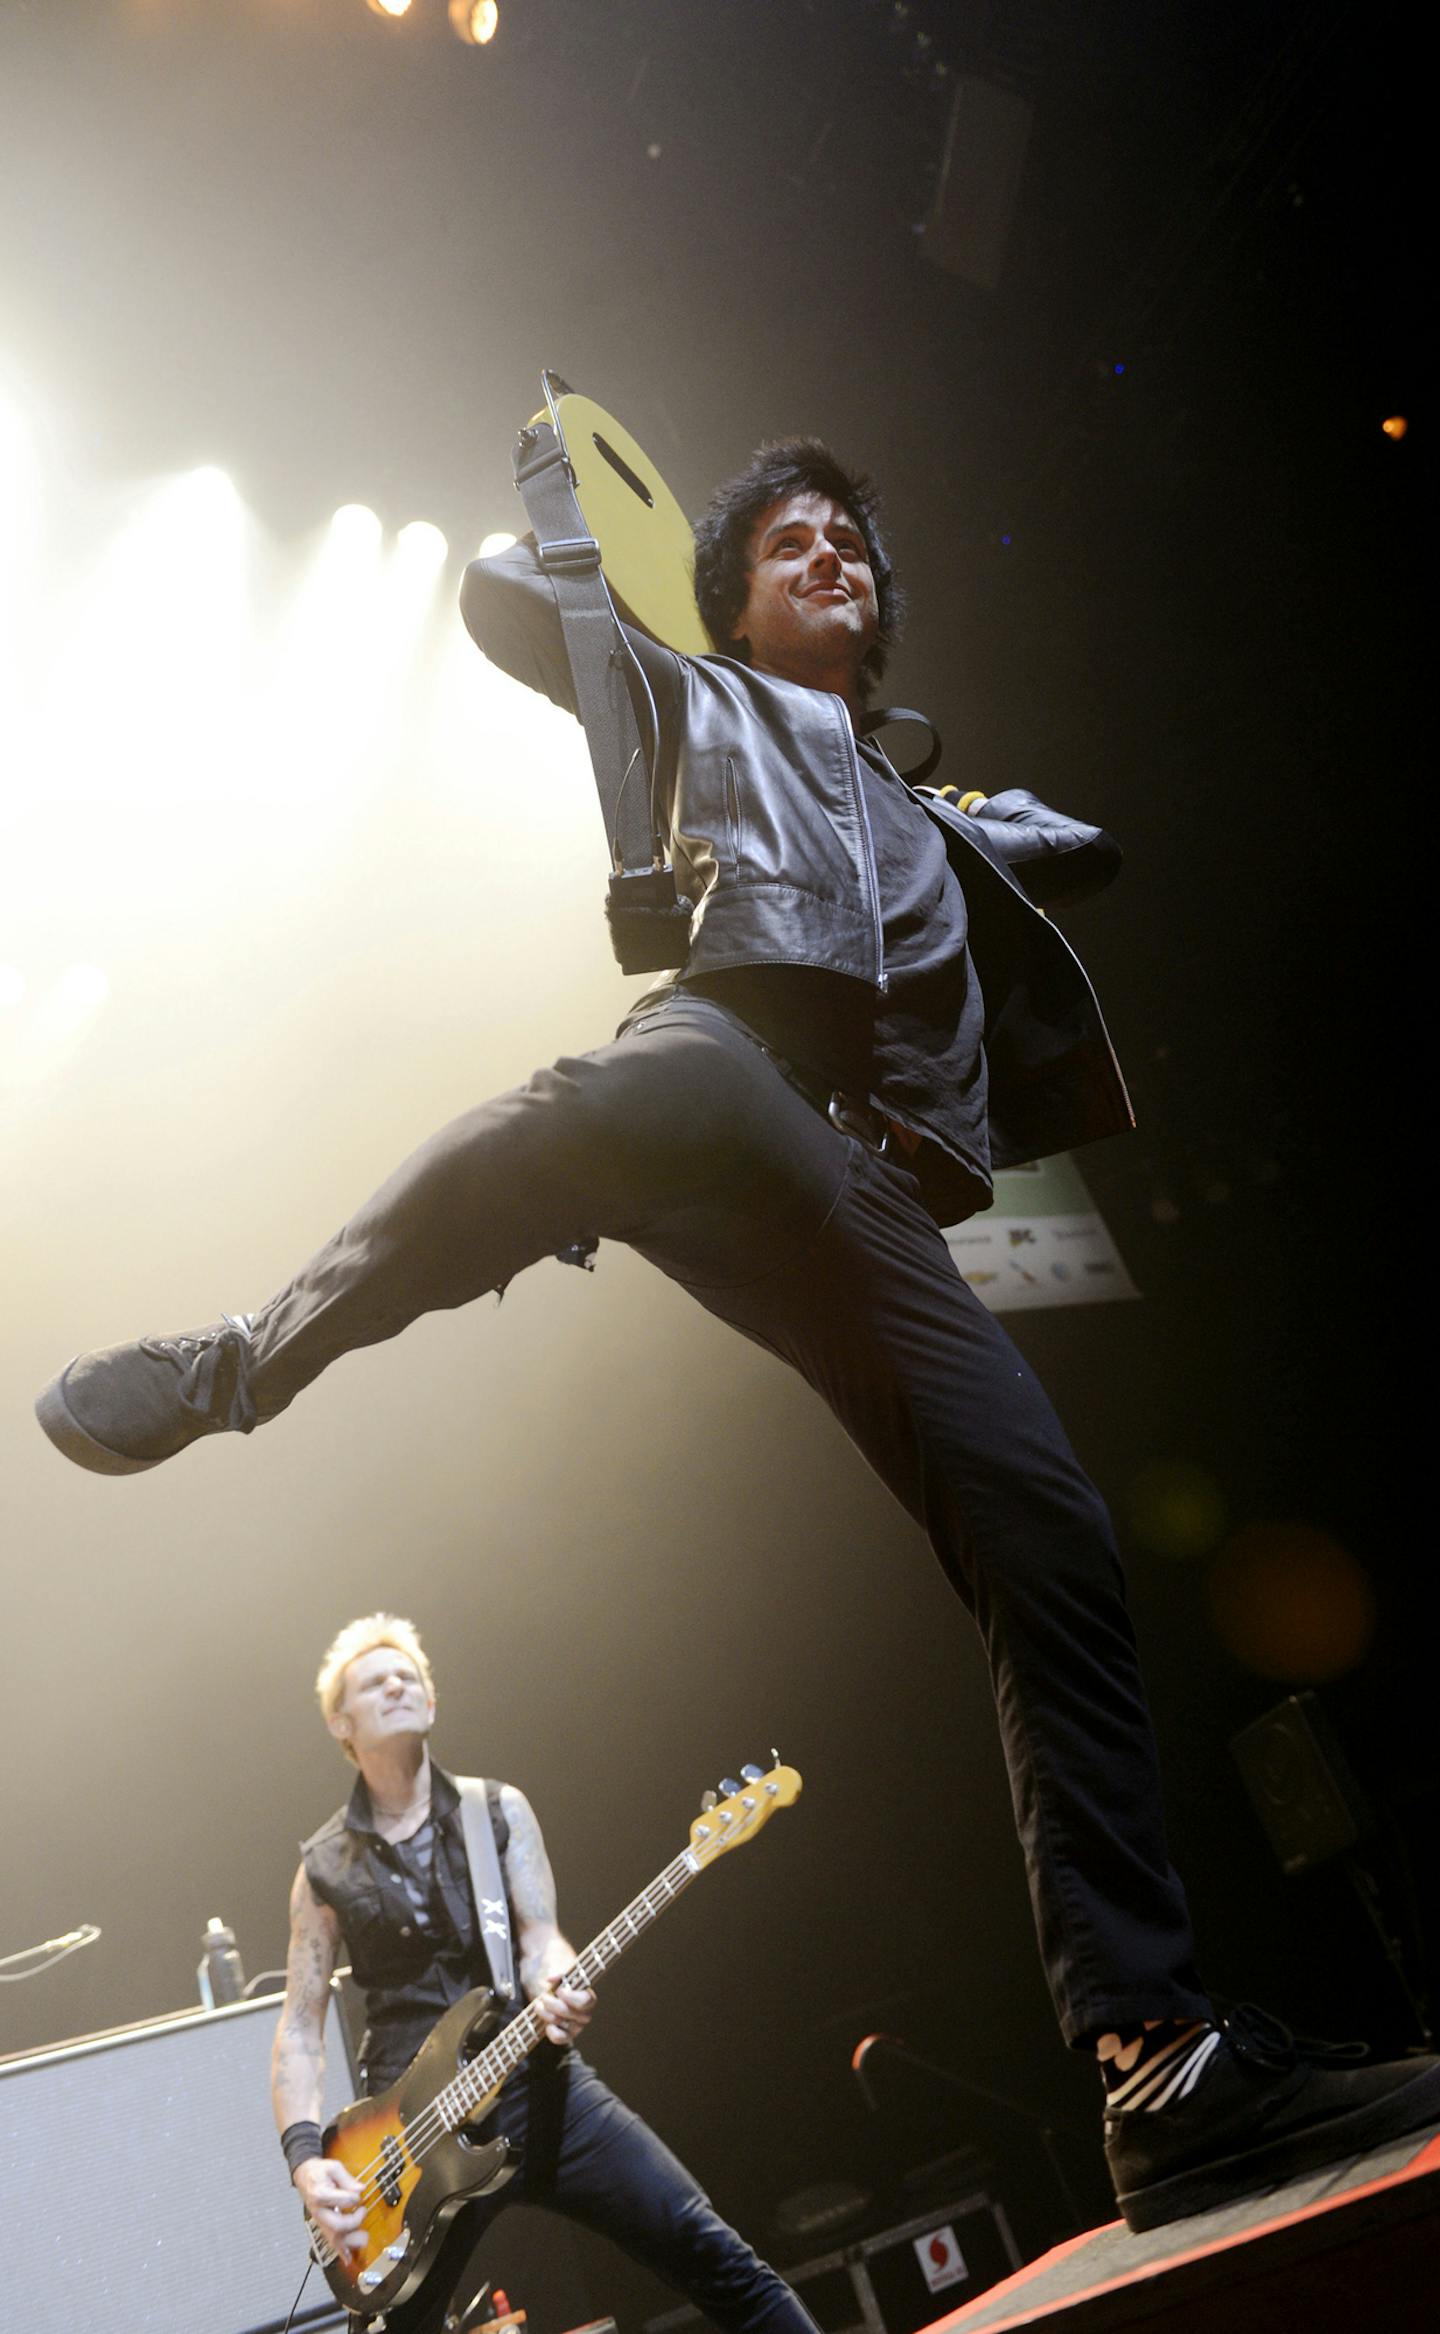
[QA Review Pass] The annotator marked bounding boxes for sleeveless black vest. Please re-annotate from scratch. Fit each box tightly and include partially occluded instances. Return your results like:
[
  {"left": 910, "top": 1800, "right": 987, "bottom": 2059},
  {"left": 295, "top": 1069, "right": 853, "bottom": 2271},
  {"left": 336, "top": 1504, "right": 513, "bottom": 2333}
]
[{"left": 301, "top": 1762, "right": 514, "bottom": 2086}]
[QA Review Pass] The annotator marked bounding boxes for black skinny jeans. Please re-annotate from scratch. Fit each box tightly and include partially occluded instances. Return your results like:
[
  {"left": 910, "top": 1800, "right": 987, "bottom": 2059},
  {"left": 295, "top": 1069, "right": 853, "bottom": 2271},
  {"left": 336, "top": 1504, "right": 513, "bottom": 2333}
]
[
  {"left": 366, "top": 2053, "right": 812, "bottom": 2334},
  {"left": 251, "top": 999, "right": 1208, "bottom": 2047}
]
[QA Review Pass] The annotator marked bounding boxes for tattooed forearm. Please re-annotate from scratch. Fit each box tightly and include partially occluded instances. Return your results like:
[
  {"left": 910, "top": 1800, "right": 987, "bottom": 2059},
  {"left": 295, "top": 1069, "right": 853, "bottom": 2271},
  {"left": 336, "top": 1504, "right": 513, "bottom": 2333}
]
[{"left": 271, "top": 1863, "right": 342, "bottom": 2132}]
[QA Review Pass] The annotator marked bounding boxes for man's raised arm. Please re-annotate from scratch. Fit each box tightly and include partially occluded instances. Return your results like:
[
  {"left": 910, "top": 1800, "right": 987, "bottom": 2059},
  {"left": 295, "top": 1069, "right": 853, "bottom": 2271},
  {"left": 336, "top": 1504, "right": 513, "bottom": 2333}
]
[
  {"left": 460, "top": 538, "right": 688, "bottom": 729},
  {"left": 461, "top": 538, "right": 582, "bottom": 715}
]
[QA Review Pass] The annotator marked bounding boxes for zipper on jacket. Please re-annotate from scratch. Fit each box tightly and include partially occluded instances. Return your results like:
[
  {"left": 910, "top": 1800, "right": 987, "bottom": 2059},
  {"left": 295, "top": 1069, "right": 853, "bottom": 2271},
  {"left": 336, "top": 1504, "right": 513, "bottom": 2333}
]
[{"left": 838, "top": 703, "right": 888, "bottom": 992}]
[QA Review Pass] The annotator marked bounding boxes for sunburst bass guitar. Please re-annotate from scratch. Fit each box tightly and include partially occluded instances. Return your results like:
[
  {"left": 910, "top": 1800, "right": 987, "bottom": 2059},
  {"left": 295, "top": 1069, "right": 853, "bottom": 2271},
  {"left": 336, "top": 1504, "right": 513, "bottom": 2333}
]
[{"left": 305, "top": 1761, "right": 802, "bottom": 2319}]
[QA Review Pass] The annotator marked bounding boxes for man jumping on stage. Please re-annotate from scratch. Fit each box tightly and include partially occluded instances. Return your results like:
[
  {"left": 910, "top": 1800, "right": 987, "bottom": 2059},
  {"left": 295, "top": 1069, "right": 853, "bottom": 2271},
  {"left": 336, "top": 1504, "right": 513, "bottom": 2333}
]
[
  {"left": 275, "top": 1611, "right": 819, "bottom": 2334},
  {"left": 40, "top": 436, "right": 1439, "bottom": 2228}
]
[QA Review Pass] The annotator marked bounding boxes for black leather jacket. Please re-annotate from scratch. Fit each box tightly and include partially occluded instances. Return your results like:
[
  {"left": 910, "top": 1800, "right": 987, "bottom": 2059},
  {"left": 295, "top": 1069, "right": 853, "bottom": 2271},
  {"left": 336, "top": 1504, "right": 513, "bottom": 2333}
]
[{"left": 461, "top": 544, "right": 1133, "bottom": 1168}]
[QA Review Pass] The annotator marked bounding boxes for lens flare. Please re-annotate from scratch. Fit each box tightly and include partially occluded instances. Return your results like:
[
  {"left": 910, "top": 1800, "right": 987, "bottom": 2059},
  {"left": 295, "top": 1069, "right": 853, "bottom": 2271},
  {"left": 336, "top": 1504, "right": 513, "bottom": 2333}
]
[
  {"left": 1207, "top": 1522, "right": 1376, "bottom": 1683},
  {"left": 450, "top": 0, "right": 500, "bottom": 43},
  {"left": 1127, "top": 1459, "right": 1227, "bottom": 1561}
]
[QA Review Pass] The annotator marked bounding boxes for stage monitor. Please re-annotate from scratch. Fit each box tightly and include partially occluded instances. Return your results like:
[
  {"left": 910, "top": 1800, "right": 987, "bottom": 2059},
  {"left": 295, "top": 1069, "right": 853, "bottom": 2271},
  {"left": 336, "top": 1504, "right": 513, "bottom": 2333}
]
[{"left": 0, "top": 1989, "right": 353, "bottom": 2333}]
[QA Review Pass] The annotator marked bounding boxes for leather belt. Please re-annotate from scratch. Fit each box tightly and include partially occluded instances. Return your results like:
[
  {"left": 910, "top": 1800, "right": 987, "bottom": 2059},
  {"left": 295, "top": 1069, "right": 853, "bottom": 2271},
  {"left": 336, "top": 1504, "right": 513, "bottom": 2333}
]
[{"left": 681, "top": 1001, "right": 924, "bottom": 1162}]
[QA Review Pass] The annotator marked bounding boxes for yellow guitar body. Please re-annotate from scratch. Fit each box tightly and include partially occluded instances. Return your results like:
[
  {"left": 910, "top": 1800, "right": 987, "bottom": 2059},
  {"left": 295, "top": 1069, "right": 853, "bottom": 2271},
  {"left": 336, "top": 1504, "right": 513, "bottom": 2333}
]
[{"left": 534, "top": 383, "right": 711, "bottom": 657}]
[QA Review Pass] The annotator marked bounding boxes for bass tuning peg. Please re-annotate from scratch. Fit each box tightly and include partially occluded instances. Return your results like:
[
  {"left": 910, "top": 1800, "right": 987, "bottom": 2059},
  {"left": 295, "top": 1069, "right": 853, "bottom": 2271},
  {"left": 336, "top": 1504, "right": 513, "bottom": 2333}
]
[
  {"left": 719, "top": 1777, "right": 741, "bottom": 1799},
  {"left": 700, "top": 1790, "right": 718, "bottom": 1812},
  {"left": 741, "top": 1763, "right": 764, "bottom": 1783}
]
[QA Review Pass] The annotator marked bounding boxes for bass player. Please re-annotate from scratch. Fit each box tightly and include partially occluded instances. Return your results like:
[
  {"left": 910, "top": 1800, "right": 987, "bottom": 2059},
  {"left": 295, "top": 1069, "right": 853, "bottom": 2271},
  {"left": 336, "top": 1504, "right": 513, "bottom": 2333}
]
[{"left": 272, "top": 1611, "right": 820, "bottom": 2334}]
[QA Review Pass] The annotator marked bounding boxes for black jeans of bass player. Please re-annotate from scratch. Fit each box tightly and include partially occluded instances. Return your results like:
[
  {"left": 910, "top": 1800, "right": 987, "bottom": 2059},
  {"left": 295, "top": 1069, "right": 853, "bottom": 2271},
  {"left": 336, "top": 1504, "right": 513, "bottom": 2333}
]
[
  {"left": 249, "top": 997, "right": 1209, "bottom": 2050},
  {"left": 357, "top": 2051, "right": 813, "bottom": 2334}
]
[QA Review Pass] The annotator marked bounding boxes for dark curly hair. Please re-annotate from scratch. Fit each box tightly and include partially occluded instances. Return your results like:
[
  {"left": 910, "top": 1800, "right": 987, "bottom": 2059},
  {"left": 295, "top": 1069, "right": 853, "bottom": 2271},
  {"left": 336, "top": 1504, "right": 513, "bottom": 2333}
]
[{"left": 692, "top": 437, "right": 905, "bottom": 699}]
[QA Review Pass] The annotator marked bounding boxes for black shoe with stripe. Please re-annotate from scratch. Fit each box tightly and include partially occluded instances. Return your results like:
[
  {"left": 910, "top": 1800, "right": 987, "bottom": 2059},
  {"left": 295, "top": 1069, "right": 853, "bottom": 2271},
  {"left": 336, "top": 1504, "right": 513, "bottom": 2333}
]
[{"left": 1105, "top": 2005, "right": 1440, "bottom": 2233}]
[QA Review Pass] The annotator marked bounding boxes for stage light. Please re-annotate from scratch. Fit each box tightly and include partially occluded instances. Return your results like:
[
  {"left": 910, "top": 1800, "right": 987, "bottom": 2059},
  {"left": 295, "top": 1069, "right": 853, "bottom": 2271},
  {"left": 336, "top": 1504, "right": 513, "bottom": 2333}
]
[
  {"left": 175, "top": 464, "right": 241, "bottom": 529},
  {"left": 0, "top": 965, "right": 26, "bottom": 1011},
  {"left": 450, "top": 0, "right": 500, "bottom": 42},
  {"left": 477, "top": 531, "right": 517, "bottom": 559},
  {"left": 367, "top": 0, "right": 414, "bottom": 18},
  {"left": 395, "top": 518, "right": 449, "bottom": 570},
  {"left": 50, "top": 463, "right": 251, "bottom": 816},
  {"left": 330, "top": 502, "right": 384, "bottom": 555},
  {"left": 1381, "top": 415, "right": 1408, "bottom": 441}
]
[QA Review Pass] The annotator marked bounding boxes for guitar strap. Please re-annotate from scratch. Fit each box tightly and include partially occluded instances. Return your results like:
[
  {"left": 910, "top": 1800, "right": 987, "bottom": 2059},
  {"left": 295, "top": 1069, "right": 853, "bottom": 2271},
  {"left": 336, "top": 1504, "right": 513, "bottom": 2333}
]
[
  {"left": 856, "top": 705, "right": 944, "bottom": 786},
  {"left": 456, "top": 1777, "right": 518, "bottom": 2005},
  {"left": 512, "top": 417, "right": 693, "bottom": 974}
]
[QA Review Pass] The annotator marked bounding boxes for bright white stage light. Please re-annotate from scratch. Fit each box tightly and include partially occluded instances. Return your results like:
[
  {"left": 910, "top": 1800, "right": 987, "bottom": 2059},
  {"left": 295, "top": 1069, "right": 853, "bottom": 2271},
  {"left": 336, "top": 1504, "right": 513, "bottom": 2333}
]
[
  {"left": 367, "top": 0, "right": 414, "bottom": 18},
  {"left": 395, "top": 519, "right": 449, "bottom": 570},
  {"left": 0, "top": 965, "right": 27, "bottom": 1011},
  {"left": 32, "top": 463, "right": 253, "bottom": 817},
  {"left": 117, "top": 463, "right": 245, "bottom": 574},
  {"left": 176, "top": 464, "right": 239, "bottom": 520},
  {"left": 377, "top": 518, "right": 452, "bottom": 675},
  {"left": 329, "top": 502, "right": 384, "bottom": 557},
  {"left": 477, "top": 531, "right": 518, "bottom": 559}
]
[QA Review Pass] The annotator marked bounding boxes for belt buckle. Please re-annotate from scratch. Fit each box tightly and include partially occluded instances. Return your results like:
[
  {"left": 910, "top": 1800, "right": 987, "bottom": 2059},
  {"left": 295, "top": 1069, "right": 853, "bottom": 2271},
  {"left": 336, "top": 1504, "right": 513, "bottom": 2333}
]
[{"left": 827, "top": 1092, "right": 888, "bottom": 1156}]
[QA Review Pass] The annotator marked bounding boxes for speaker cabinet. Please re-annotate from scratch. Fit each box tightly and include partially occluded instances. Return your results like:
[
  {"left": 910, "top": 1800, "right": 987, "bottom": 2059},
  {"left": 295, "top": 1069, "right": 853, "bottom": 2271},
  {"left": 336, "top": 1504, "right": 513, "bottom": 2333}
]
[
  {"left": 0, "top": 1990, "right": 354, "bottom": 2333},
  {"left": 1231, "top": 1692, "right": 1371, "bottom": 1876}
]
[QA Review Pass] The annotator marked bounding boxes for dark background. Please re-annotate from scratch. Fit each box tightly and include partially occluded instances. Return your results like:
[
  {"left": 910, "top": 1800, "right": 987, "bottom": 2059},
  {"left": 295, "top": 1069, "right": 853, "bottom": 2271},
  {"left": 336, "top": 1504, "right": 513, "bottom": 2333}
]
[{"left": 0, "top": 0, "right": 1428, "bottom": 2316}]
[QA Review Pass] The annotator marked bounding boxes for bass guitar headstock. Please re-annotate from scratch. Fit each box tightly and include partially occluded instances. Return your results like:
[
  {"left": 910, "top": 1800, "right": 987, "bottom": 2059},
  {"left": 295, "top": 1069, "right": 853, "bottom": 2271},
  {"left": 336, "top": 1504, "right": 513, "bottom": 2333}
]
[{"left": 688, "top": 1759, "right": 802, "bottom": 1868}]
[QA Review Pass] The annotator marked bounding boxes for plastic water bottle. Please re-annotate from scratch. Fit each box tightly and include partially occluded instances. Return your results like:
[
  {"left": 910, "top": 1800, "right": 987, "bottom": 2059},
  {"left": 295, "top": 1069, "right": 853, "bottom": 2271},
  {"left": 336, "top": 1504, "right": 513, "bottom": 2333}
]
[{"left": 197, "top": 1916, "right": 246, "bottom": 2009}]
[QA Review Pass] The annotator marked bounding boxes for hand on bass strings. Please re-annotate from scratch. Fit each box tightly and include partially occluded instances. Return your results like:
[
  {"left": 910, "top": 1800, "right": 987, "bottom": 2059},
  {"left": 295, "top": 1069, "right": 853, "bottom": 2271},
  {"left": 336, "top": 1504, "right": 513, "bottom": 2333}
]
[{"left": 294, "top": 2153, "right": 368, "bottom": 2259}]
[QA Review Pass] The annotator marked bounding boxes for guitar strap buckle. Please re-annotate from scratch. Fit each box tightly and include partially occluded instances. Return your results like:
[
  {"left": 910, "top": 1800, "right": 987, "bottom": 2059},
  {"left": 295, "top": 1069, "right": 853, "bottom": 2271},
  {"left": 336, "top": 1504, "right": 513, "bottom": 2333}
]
[
  {"left": 513, "top": 425, "right": 569, "bottom": 489},
  {"left": 537, "top": 532, "right": 602, "bottom": 577}
]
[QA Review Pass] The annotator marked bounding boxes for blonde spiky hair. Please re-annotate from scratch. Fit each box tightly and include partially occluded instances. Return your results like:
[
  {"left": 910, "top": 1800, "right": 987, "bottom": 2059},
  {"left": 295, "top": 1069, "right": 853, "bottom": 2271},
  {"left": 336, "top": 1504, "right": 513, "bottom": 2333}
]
[{"left": 315, "top": 1613, "right": 435, "bottom": 1763}]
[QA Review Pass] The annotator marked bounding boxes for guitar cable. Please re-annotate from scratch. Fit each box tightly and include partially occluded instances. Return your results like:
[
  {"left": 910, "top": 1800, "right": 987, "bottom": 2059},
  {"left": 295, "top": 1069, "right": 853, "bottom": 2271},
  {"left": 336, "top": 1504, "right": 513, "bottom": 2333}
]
[
  {"left": 279, "top": 2251, "right": 316, "bottom": 2334},
  {"left": 613, "top": 629, "right": 667, "bottom": 872}
]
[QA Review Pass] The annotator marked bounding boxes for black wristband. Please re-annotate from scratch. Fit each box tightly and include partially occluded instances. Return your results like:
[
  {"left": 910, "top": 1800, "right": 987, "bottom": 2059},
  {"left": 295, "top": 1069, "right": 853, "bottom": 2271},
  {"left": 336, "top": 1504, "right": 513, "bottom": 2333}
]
[{"left": 281, "top": 2120, "right": 325, "bottom": 2177}]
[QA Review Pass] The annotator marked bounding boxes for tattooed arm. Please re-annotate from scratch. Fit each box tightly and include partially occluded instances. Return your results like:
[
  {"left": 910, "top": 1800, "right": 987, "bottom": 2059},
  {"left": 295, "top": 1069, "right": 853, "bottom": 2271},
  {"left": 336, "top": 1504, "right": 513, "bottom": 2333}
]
[
  {"left": 270, "top": 1862, "right": 366, "bottom": 2258},
  {"left": 499, "top": 1784, "right": 595, "bottom": 2046}
]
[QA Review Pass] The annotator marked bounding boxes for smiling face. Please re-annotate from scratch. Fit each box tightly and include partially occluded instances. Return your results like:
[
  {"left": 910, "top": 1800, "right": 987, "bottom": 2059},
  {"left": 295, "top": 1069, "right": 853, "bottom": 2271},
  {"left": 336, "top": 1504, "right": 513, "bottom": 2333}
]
[
  {"left": 329, "top": 1642, "right": 436, "bottom": 1764},
  {"left": 728, "top": 490, "right": 879, "bottom": 705}
]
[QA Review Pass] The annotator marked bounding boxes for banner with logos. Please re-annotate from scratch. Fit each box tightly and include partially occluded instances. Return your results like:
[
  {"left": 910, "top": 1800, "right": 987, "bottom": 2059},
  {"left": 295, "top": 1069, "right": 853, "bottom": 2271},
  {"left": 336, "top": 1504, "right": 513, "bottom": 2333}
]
[{"left": 945, "top": 1151, "right": 1138, "bottom": 1314}]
